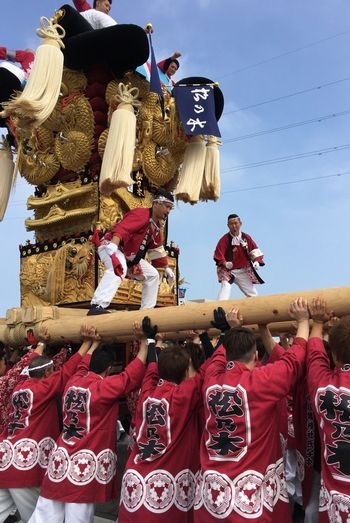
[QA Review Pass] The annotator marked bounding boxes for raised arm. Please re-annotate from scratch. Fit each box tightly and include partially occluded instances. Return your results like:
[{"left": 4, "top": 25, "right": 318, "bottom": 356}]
[
  {"left": 139, "top": 316, "right": 157, "bottom": 364},
  {"left": 33, "top": 324, "right": 51, "bottom": 356},
  {"left": 289, "top": 297, "right": 310, "bottom": 341},
  {"left": 224, "top": 307, "right": 244, "bottom": 329},
  {"left": 210, "top": 305, "right": 245, "bottom": 333},
  {"left": 308, "top": 297, "right": 332, "bottom": 339},
  {"left": 72, "top": 0, "right": 92, "bottom": 12},
  {"left": 257, "top": 324, "right": 276, "bottom": 355},
  {"left": 77, "top": 324, "right": 101, "bottom": 356}
]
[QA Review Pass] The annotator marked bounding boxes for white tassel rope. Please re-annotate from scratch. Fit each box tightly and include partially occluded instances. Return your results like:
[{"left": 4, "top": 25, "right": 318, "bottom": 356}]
[
  {"left": 175, "top": 135, "right": 206, "bottom": 204},
  {"left": 0, "top": 136, "right": 16, "bottom": 221},
  {"left": 200, "top": 135, "right": 221, "bottom": 201},
  {"left": 1, "top": 16, "right": 65, "bottom": 128},
  {"left": 99, "top": 83, "right": 141, "bottom": 195}
]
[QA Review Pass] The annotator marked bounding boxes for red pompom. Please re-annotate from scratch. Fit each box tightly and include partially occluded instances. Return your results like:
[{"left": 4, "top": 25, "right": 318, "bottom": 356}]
[
  {"left": 15, "top": 50, "right": 35, "bottom": 72},
  {"left": 0, "top": 47, "right": 7, "bottom": 60}
]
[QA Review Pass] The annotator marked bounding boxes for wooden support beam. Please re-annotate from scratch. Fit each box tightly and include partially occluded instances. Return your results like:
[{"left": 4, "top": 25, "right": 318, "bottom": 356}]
[{"left": 0, "top": 285, "right": 349, "bottom": 346}]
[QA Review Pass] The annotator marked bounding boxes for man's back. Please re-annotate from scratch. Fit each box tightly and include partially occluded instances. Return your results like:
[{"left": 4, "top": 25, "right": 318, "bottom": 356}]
[
  {"left": 0, "top": 352, "right": 82, "bottom": 488},
  {"left": 195, "top": 342, "right": 306, "bottom": 522},
  {"left": 39, "top": 353, "right": 145, "bottom": 504},
  {"left": 119, "top": 360, "right": 203, "bottom": 522}
]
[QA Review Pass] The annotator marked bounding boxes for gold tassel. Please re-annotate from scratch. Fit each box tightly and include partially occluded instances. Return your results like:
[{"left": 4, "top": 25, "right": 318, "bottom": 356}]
[
  {"left": 175, "top": 135, "right": 206, "bottom": 204},
  {"left": 0, "top": 136, "right": 16, "bottom": 221},
  {"left": 200, "top": 135, "right": 221, "bottom": 201},
  {"left": 1, "top": 16, "right": 65, "bottom": 129},
  {"left": 99, "top": 83, "right": 141, "bottom": 195}
]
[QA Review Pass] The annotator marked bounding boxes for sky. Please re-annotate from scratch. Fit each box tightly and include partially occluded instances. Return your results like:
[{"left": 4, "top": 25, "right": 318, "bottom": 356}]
[{"left": 1, "top": 0, "right": 350, "bottom": 316}]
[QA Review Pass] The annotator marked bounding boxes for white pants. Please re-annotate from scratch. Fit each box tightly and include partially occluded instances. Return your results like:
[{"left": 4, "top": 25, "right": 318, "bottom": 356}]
[
  {"left": 0, "top": 487, "right": 39, "bottom": 523},
  {"left": 218, "top": 268, "right": 258, "bottom": 299},
  {"left": 285, "top": 448, "right": 303, "bottom": 506},
  {"left": 91, "top": 245, "right": 160, "bottom": 309},
  {"left": 28, "top": 496, "right": 94, "bottom": 523}
]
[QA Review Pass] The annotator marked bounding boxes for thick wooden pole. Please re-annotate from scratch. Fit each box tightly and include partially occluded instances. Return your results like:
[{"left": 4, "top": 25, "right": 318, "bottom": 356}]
[{"left": 0, "top": 286, "right": 349, "bottom": 346}]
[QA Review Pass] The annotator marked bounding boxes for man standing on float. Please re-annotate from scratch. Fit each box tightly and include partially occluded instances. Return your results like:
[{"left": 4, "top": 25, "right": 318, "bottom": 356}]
[
  {"left": 88, "top": 189, "right": 175, "bottom": 315},
  {"left": 214, "top": 213, "right": 265, "bottom": 299}
]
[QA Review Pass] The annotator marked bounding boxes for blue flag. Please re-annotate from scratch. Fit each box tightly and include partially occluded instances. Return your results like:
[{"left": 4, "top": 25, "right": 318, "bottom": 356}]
[
  {"left": 172, "top": 84, "right": 221, "bottom": 137},
  {"left": 148, "top": 32, "right": 163, "bottom": 97}
]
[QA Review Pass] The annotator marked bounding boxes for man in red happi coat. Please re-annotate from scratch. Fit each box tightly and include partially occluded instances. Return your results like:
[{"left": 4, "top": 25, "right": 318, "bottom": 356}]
[
  {"left": 195, "top": 298, "right": 310, "bottom": 523},
  {"left": 0, "top": 326, "right": 99, "bottom": 523},
  {"left": 213, "top": 214, "right": 264, "bottom": 300},
  {"left": 306, "top": 298, "right": 350, "bottom": 522},
  {"left": 29, "top": 335, "right": 148, "bottom": 523},
  {"left": 88, "top": 188, "right": 175, "bottom": 315},
  {"left": 118, "top": 332, "right": 203, "bottom": 523}
]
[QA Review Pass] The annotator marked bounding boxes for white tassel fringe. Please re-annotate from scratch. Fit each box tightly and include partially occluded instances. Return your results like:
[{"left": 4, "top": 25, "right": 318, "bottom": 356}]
[
  {"left": 99, "top": 83, "right": 140, "bottom": 195},
  {"left": 0, "top": 137, "right": 16, "bottom": 221},
  {"left": 175, "top": 135, "right": 206, "bottom": 204},
  {"left": 0, "top": 17, "right": 65, "bottom": 128},
  {"left": 200, "top": 136, "right": 221, "bottom": 201}
]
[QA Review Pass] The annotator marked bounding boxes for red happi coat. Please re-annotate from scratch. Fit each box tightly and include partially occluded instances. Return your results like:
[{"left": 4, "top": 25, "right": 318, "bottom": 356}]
[
  {"left": 118, "top": 362, "right": 203, "bottom": 523},
  {"left": 214, "top": 232, "right": 261, "bottom": 268},
  {"left": 195, "top": 340, "right": 306, "bottom": 523},
  {"left": 110, "top": 207, "right": 168, "bottom": 269},
  {"left": 0, "top": 352, "right": 83, "bottom": 488},
  {"left": 213, "top": 232, "right": 264, "bottom": 285},
  {"left": 40, "top": 355, "right": 146, "bottom": 503},
  {"left": 264, "top": 344, "right": 290, "bottom": 450},
  {"left": 0, "top": 350, "right": 39, "bottom": 435},
  {"left": 307, "top": 337, "right": 350, "bottom": 522},
  {"left": 0, "top": 348, "right": 68, "bottom": 436},
  {"left": 73, "top": 0, "right": 91, "bottom": 11}
]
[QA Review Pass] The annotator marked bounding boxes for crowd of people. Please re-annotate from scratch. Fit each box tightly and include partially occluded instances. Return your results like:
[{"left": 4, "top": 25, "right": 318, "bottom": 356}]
[{"left": 0, "top": 297, "right": 349, "bottom": 523}]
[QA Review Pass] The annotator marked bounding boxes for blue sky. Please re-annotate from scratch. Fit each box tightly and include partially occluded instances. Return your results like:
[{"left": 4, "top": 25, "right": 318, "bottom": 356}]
[{"left": 1, "top": 0, "right": 350, "bottom": 316}]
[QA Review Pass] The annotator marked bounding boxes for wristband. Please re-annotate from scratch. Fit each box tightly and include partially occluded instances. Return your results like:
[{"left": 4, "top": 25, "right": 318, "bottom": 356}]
[{"left": 147, "top": 339, "right": 156, "bottom": 345}]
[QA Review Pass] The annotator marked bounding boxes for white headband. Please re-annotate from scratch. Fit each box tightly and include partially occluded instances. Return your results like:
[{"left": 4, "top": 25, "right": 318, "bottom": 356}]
[
  {"left": 21, "top": 360, "right": 53, "bottom": 376},
  {"left": 153, "top": 195, "right": 174, "bottom": 207}
]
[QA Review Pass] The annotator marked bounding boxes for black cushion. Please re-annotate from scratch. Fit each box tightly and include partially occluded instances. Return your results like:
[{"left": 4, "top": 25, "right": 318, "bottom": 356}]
[
  {"left": 58, "top": 4, "right": 94, "bottom": 41},
  {"left": 63, "top": 24, "right": 149, "bottom": 76},
  {"left": 0, "top": 67, "right": 23, "bottom": 127}
]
